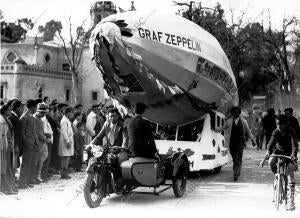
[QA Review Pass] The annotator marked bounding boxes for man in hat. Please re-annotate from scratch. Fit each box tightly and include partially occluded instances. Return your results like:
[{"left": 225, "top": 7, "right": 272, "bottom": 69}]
[
  {"left": 51, "top": 103, "right": 67, "bottom": 174},
  {"left": 216, "top": 106, "right": 256, "bottom": 181},
  {"left": 19, "top": 99, "right": 39, "bottom": 188},
  {"left": 126, "top": 103, "right": 157, "bottom": 159},
  {"left": 33, "top": 103, "right": 50, "bottom": 182},
  {"left": 8, "top": 100, "right": 24, "bottom": 186}
]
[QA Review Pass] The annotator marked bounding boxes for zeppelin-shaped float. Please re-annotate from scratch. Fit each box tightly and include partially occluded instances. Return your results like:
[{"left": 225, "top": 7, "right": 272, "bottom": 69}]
[{"left": 89, "top": 10, "right": 238, "bottom": 126}]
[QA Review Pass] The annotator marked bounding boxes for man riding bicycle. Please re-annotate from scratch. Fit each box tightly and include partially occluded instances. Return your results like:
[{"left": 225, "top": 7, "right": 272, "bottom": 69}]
[{"left": 266, "top": 115, "right": 298, "bottom": 211}]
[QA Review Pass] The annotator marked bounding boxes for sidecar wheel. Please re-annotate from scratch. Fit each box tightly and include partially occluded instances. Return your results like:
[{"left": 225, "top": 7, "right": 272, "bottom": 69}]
[
  {"left": 172, "top": 159, "right": 187, "bottom": 198},
  {"left": 84, "top": 173, "right": 105, "bottom": 208}
]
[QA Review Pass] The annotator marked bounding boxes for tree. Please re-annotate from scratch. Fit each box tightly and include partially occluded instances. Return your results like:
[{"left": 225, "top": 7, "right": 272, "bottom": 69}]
[
  {"left": 261, "top": 16, "right": 299, "bottom": 93},
  {"left": 1, "top": 18, "right": 34, "bottom": 42},
  {"left": 174, "top": 1, "right": 299, "bottom": 106},
  {"left": 38, "top": 20, "right": 62, "bottom": 42},
  {"left": 40, "top": 18, "right": 91, "bottom": 104}
]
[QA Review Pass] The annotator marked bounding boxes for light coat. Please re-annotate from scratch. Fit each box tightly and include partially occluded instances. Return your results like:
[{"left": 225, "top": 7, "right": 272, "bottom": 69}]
[
  {"left": 58, "top": 116, "right": 74, "bottom": 156},
  {"left": 86, "top": 111, "right": 97, "bottom": 143}
]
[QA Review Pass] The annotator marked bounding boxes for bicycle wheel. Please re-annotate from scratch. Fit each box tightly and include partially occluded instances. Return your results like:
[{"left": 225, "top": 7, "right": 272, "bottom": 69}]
[
  {"left": 274, "top": 174, "right": 281, "bottom": 211},
  {"left": 282, "top": 175, "right": 288, "bottom": 206}
]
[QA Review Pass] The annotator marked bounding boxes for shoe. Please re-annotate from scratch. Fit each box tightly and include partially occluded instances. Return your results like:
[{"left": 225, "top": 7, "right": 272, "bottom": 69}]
[
  {"left": 29, "top": 180, "right": 40, "bottom": 185},
  {"left": 36, "top": 177, "right": 44, "bottom": 183},
  {"left": 26, "top": 183, "right": 34, "bottom": 188},
  {"left": 12, "top": 186, "right": 18, "bottom": 192},
  {"left": 61, "top": 175, "right": 71, "bottom": 180},
  {"left": 233, "top": 176, "right": 238, "bottom": 181},
  {"left": 3, "top": 189, "right": 18, "bottom": 195},
  {"left": 18, "top": 183, "right": 28, "bottom": 189}
]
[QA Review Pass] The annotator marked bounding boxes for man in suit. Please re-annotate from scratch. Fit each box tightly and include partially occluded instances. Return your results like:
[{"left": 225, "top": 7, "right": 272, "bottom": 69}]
[
  {"left": 127, "top": 103, "right": 157, "bottom": 159},
  {"left": 33, "top": 103, "right": 50, "bottom": 182},
  {"left": 8, "top": 100, "right": 24, "bottom": 190},
  {"left": 216, "top": 106, "right": 256, "bottom": 181},
  {"left": 91, "top": 108, "right": 127, "bottom": 147},
  {"left": 19, "top": 100, "right": 39, "bottom": 188}
]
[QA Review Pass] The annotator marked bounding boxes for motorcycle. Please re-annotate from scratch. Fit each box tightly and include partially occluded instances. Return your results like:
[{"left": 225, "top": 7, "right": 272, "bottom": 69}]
[{"left": 83, "top": 144, "right": 188, "bottom": 208}]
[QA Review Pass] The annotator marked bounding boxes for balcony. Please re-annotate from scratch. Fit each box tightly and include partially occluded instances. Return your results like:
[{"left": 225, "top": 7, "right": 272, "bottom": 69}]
[{"left": 0, "top": 64, "right": 72, "bottom": 79}]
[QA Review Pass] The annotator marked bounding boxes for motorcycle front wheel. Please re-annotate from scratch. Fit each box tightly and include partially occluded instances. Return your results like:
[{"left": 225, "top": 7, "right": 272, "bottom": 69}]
[{"left": 84, "top": 173, "right": 105, "bottom": 208}]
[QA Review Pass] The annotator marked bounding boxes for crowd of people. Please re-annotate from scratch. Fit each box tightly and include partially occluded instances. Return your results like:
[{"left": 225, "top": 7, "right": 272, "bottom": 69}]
[
  {"left": 250, "top": 107, "right": 300, "bottom": 150},
  {"left": 0, "top": 97, "right": 108, "bottom": 195}
]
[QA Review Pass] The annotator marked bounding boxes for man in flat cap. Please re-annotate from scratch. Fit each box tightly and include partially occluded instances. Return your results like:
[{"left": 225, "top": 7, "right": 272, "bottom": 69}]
[
  {"left": 19, "top": 99, "right": 39, "bottom": 188},
  {"left": 8, "top": 100, "right": 24, "bottom": 186}
]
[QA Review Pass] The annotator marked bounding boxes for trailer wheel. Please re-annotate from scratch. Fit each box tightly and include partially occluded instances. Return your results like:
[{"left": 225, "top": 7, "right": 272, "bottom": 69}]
[{"left": 172, "top": 159, "right": 187, "bottom": 197}]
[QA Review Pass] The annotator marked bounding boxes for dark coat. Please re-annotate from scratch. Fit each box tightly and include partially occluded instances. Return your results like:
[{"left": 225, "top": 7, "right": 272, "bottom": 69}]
[
  {"left": 267, "top": 127, "right": 298, "bottom": 157},
  {"left": 74, "top": 132, "right": 85, "bottom": 154},
  {"left": 20, "top": 111, "right": 38, "bottom": 150},
  {"left": 288, "top": 116, "right": 300, "bottom": 140},
  {"left": 127, "top": 116, "right": 157, "bottom": 158},
  {"left": 8, "top": 112, "right": 22, "bottom": 152},
  {"left": 262, "top": 114, "right": 277, "bottom": 133}
]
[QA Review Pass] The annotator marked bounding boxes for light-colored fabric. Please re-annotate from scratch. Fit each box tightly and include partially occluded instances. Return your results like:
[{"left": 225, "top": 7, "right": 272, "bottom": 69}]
[
  {"left": 42, "top": 116, "right": 53, "bottom": 143},
  {"left": 58, "top": 116, "right": 74, "bottom": 156},
  {"left": 72, "top": 119, "right": 79, "bottom": 133},
  {"left": 86, "top": 111, "right": 97, "bottom": 143},
  {"left": 0, "top": 115, "right": 15, "bottom": 175}
]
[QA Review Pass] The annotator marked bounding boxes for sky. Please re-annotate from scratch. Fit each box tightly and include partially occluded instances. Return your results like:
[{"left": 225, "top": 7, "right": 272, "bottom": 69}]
[{"left": 1, "top": 0, "right": 300, "bottom": 36}]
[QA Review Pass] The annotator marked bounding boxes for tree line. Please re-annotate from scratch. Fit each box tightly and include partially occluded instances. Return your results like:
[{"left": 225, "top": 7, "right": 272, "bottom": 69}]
[{"left": 1, "top": 2, "right": 300, "bottom": 104}]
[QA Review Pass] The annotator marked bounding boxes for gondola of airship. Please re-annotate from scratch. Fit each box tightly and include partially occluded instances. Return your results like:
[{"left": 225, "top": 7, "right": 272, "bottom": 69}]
[{"left": 89, "top": 10, "right": 238, "bottom": 126}]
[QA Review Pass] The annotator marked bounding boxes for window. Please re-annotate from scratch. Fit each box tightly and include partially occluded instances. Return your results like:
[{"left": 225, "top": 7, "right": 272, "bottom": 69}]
[
  {"left": 62, "top": 63, "right": 70, "bottom": 71},
  {"left": 178, "top": 118, "right": 205, "bottom": 141},
  {"left": 65, "top": 89, "right": 70, "bottom": 102},
  {"left": 44, "top": 53, "right": 51, "bottom": 64},
  {"left": 92, "top": 91, "right": 98, "bottom": 101},
  {"left": 6, "top": 52, "right": 17, "bottom": 63},
  {"left": 217, "top": 116, "right": 221, "bottom": 127},
  {"left": 0, "top": 85, "right": 4, "bottom": 99},
  {"left": 38, "top": 87, "right": 43, "bottom": 99}
]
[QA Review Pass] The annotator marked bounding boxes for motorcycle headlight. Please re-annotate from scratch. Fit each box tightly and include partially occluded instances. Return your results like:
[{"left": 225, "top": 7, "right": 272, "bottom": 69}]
[{"left": 92, "top": 146, "right": 103, "bottom": 158}]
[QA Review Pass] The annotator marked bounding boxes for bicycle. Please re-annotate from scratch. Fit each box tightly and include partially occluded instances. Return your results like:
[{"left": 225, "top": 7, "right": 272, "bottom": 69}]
[{"left": 260, "top": 154, "right": 298, "bottom": 211}]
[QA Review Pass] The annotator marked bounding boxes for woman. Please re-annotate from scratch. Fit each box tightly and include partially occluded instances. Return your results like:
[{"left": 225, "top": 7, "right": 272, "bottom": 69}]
[{"left": 0, "top": 104, "right": 16, "bottom": 194}]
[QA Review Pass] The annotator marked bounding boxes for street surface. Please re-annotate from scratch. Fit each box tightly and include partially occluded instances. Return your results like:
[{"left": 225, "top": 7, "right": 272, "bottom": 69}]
[{"left": 0, "top": 147, "right": 300, "bottom": 218}]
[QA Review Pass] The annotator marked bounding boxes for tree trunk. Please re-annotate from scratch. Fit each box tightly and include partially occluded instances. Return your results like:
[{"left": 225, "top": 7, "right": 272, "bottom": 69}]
[{"left": 71, "top": 70, "right": 80, "bottom": 104}]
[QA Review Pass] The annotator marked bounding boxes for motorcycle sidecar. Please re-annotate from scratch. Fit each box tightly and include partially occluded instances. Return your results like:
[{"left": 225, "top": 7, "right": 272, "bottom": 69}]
[{"left": 120, "top": 153, "right": 188, "bottom": 197}]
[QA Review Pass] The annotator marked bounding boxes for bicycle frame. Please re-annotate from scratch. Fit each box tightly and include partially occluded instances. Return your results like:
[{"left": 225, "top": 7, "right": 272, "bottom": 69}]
[{"left": 261, "top": 154, "right": 297, "bottom": 211}]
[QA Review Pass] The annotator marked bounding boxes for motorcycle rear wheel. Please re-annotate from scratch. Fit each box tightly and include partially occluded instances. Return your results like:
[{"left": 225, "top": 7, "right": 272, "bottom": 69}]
[
  {"left": 172, "top": 159, "right": 187, "bottom": 197},
  {"left": 84, "top": 173, "right": 105, "bottom": 208}
]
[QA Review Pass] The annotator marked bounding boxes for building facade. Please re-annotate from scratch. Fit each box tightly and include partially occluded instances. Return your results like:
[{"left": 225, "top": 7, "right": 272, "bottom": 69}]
[{"left": 0, "top": 1, "right": 118, "bottom": 108}]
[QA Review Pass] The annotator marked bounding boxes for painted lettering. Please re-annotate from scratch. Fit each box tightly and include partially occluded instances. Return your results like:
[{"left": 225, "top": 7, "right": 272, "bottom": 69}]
[
  {"left": 157, "top": 32, "right": 163, "bottom": 42},
  {"left": 152, "top": 30, "right": 158, "bottom": 41},
  {"left": 145, "top": 29, "right": 151, "bottom": 40},
  {"left": 176, "top": 36, "right": 182, "bottom": 46},
  {"left": 187, "top": 39, "right": 192, "bottom": 49},
  {"left": 138, "top": 28, "right": 145, "bottom": 38},
  {"left": 171, "top": 34, "right": 176, "bottom": 45},
  {"left": 165, "top": 33, "right": 171, "bottom": 44}
]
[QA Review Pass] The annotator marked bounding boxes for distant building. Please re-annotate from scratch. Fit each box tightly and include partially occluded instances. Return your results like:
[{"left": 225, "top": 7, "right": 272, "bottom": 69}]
[
  {"left": 90, "top": 1, "right": 117, "bottom": 27},
  {"left": 0, "top": 1, "right": 118, "bottom": 108}
]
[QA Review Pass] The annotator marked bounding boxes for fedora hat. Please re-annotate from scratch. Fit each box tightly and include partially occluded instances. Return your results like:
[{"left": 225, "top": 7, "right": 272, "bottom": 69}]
[{"left": 36, "top": 103, "right": 47, "bottom": 112}]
